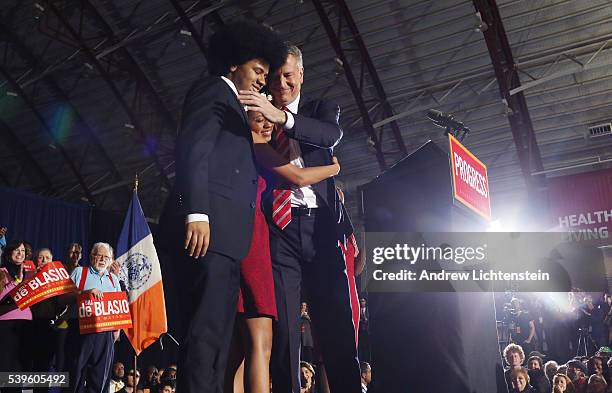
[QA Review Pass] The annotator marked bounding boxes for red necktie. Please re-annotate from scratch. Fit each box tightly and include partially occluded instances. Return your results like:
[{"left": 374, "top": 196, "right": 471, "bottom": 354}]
[{"left": 272, "top": 107, "right": 292, "bottom": 229}]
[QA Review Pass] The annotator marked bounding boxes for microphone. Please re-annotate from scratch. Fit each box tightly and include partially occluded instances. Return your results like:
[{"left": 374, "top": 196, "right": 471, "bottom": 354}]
[{"left": 426, "top": 109, "right": 467, "bottom": 131}]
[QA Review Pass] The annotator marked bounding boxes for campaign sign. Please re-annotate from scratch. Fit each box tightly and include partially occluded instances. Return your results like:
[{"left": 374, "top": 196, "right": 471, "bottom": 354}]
[
  {"left": 9, "top": 262, "right": 77, "bottom": 309},
  {"left": 23, "top": 260, "right": 36, "bottom": 272},
  {"left": 77, "top": 291, "right": 132, "bottom": 334},
  {"left": 448, "top": 134, "right": 491, "bottom": 220}
]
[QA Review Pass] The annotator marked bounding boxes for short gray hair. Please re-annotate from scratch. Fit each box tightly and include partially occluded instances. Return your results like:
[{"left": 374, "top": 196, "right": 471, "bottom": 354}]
[
  {"left": 36, "top": 248, "right": 53, "bottom": 258},
  {"left": 90, "top": 242, "right": 114, "bottom": 260},
  {"left": 287, "top": 45, "right": 303, "bottom": 69}
]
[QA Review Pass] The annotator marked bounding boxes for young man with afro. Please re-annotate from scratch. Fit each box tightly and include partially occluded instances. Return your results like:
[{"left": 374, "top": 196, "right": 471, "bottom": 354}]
[{"left": 165, "top": 20, "right": 287, "bottom": 393}]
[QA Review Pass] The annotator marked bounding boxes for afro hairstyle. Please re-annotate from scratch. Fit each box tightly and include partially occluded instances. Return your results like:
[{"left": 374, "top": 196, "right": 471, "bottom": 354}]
[{"left": 207, "top": 20, "right": 288, "bottom": 77}]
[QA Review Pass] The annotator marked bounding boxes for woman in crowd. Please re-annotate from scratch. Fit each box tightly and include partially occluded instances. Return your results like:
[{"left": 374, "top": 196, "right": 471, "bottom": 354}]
[
  {"left": 31, "top": 247, "right": 59, "bottom": 387},
  {"left": 510, "top": 367, "right": 537, "bottom": 393},
  {"left": 588, "top": 356, "right": 605, "bottom": 377},
  {"left": 300, "top": 361, "right": 316, "bottom": 393},
  {"left": 553, "top": 373, "right": 574, "bottom": 393},
  {"left": 225, "top": 108, "right": 340, "bottom": 393},
  {"left": 0, "top": 240, "right": 35, "bottom": 390},
  {"left": 586, "top": 374, "right": 607, "bottom": 393}
]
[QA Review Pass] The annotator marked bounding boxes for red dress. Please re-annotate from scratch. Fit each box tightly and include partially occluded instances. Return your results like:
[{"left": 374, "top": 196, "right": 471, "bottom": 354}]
[{"left": 237, "top": 176, "right": 277, "bottom": 319}]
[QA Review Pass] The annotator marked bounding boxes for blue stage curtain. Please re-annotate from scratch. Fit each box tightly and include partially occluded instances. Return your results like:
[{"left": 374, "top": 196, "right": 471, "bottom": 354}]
[{"left": 0, "top": 187, "right": 91, "bottom": 261}]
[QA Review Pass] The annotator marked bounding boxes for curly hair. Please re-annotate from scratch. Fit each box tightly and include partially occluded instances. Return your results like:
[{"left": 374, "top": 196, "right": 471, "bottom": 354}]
[
  {"left": 207, "top": 20, "right": 287, "bottom": 76},
  {"left": 503, "top": 343, "right": 525, "bottom": 364}
]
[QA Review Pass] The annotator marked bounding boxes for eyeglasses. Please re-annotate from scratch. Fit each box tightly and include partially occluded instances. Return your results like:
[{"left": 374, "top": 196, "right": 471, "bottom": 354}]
[{"left": 92, "top": 254, "right": 111, "bottom": 262}]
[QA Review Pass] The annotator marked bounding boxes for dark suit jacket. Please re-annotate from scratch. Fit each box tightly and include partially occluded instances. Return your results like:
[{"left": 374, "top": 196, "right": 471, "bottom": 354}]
[
  {"left": 162, "top": 77, "right": 258, "bottom": 261},
  {"left": 262, "top": 94, "right": 343, "bottom": 220}
]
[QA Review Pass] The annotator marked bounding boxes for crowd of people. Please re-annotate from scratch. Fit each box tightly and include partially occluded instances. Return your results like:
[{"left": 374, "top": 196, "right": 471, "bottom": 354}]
[
  {"left": 501, "top": 292, "right": 612, "bottom": 360},
  {"left": 0, "top": 237, "right": 132, "bottom": 393},
  {"left": 101, "top": 357, "right": 372, "bottom": 393},
  {"left": 502, "top": 292, "right": 612, "bottom": 393},
  {"left": 503, "top": 343, "right": 612, "bottom": 393},
  {"left": 106, "top": 362, "right": 176, "bottom": 393}
]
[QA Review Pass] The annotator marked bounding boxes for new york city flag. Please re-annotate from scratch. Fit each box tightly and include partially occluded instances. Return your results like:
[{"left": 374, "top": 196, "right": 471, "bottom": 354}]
[{"left": 116, "top": 191, "right": 167, "bottom": 354}]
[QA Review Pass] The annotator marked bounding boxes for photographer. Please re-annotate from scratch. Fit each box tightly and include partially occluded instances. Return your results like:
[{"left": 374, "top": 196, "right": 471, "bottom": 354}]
[{"left": 511, "top": 298, "right": 537, "bottom": 355}]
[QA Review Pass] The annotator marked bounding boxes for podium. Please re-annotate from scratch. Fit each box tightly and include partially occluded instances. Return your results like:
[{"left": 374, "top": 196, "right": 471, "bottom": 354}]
[{"left": 359, "top": 141, "right": 506, "bottom": 393}]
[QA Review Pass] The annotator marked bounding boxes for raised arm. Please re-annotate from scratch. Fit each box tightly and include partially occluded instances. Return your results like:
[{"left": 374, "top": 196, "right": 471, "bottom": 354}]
[
  {"left": 238, "top": 91, "right": 342, "bottom": 149},
  {"left": 285, "top": 99, "right": 343, "bottom": 148},
  {"left": 252, "top": 132, "right": 339, "bottom": 187}
]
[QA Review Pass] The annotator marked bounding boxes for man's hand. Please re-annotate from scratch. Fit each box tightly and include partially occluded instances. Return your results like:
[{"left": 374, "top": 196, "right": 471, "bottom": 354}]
[
  {"left": 239, "top": 90, "right": 286, "bottom": 124},
  {"left": 109, "top": 260, "right": 121, "bottom": 276},
  {"left": 90, "top": 288, "right": 103, "bottom": 300},
  {"left": 336, "top": 185, "right": 344, "bottom": 203},
  {"left": 332, "top": 156, "right": 340, "bottom": 175},
  {"left": 185, "top": 221, "right": 210, "bottom": 259}
]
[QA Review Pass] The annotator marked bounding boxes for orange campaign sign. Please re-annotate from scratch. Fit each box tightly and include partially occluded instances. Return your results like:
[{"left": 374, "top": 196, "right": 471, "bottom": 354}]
[
  {"left": 77, "top": 291, "right": 133, "bottom": 334},
  {"left": 9, "top": 261, "right": 77, "bottom": 309},
  {"left": 448, "top": 134, "right": 492, "bottom": 220}
]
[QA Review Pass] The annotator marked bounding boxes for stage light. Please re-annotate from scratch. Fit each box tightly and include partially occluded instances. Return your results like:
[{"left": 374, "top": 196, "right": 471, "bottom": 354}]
[
  {"left": 474, "top": 12, "right": 488, "bottom": 33},
  {"left": 83, "top": 62, "right": 94, "bottom": 78},
  {"left": 33, "top": 2, "right": 45, "bottom": 20},
  {"left": 334, "top": 57, "right": 344, "bottom": 76},
  {"left": 178, "top": 29, "right": 192, "bottom": 47},
  {"left": 487, "top": 219, "right": 504, "bottom": 232}
]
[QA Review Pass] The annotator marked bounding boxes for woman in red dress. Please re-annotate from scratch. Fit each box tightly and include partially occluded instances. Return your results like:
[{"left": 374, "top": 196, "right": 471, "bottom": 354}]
[{"left": 226, "top": 110, "right": 341, "bottom": 393}]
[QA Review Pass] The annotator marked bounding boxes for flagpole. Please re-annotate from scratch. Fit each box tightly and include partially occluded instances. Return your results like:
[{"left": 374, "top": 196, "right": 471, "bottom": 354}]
[{"left": 132, "top": 174, "right": 139, "bottom": 381}]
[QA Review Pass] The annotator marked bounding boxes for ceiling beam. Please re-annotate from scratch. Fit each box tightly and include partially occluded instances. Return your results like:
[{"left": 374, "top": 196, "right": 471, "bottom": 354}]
[
  {"left": 0, "top": 22, "right": 127, "bottom": 195},
  {"left": 332, "top": 0, "right": 407, "bottom": 157},
  {"left": 473, "top": 0, "right": 546, "bottom": 200},
  {"left": 312, "top": 0, "right": 387, "bottom": 170},
  {"left": 0, "top": 118, "right": 55, "bottom": 193},
  {"left": 47, "top": 2, "right": 171, "bottom": 188},
  {"left": 0, "top": 65, "right": 96, "bottom": 203},
  {"left": 84, "top": 0, "right": 178, "bottom": 131},
  {"left": 168, "top": 0, "right": 210, "bottom": 62}
]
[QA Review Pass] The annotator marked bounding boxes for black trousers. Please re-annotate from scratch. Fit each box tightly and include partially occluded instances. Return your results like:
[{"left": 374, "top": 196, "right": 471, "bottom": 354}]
[
  {"left": 0, "top": 319, "right": 34, "bottom": 393},
  {"left": 65, "top": 325, "right": 115, "bottom": 393},
  {"left": 175, "top": 251, "right": 240, "bottom": 393},
  {"left": 269, "top": 208, "right": 361, "bottom": 393}
]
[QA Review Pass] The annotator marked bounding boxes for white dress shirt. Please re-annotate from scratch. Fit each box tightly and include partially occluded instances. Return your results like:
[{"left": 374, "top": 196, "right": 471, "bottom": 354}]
[
  {"left": 283, "top": 94, "right": 318, "bottom": 208},
  {"left": 109, "top": 379, "right": 124, "bottom": 393}
]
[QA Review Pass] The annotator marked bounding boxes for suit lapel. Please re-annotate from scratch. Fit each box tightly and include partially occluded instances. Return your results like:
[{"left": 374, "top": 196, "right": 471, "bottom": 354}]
[
  {"left": 220, "top": 79, "right": 249, "bottom": 126},
  {"left": 297, "top": 94, "right": 313, "bottom": 115},
  {"left": 296, "top": 94, "right": 314, "bottom": 155}
]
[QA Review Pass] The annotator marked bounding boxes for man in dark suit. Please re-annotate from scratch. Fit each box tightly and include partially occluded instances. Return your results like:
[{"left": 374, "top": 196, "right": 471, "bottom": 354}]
[
  {"left": 239, "top": 45, "right": 362, "bottom": 393},
  {"left": 164, "top": 21, "right": 287, "bottom": 393}
]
